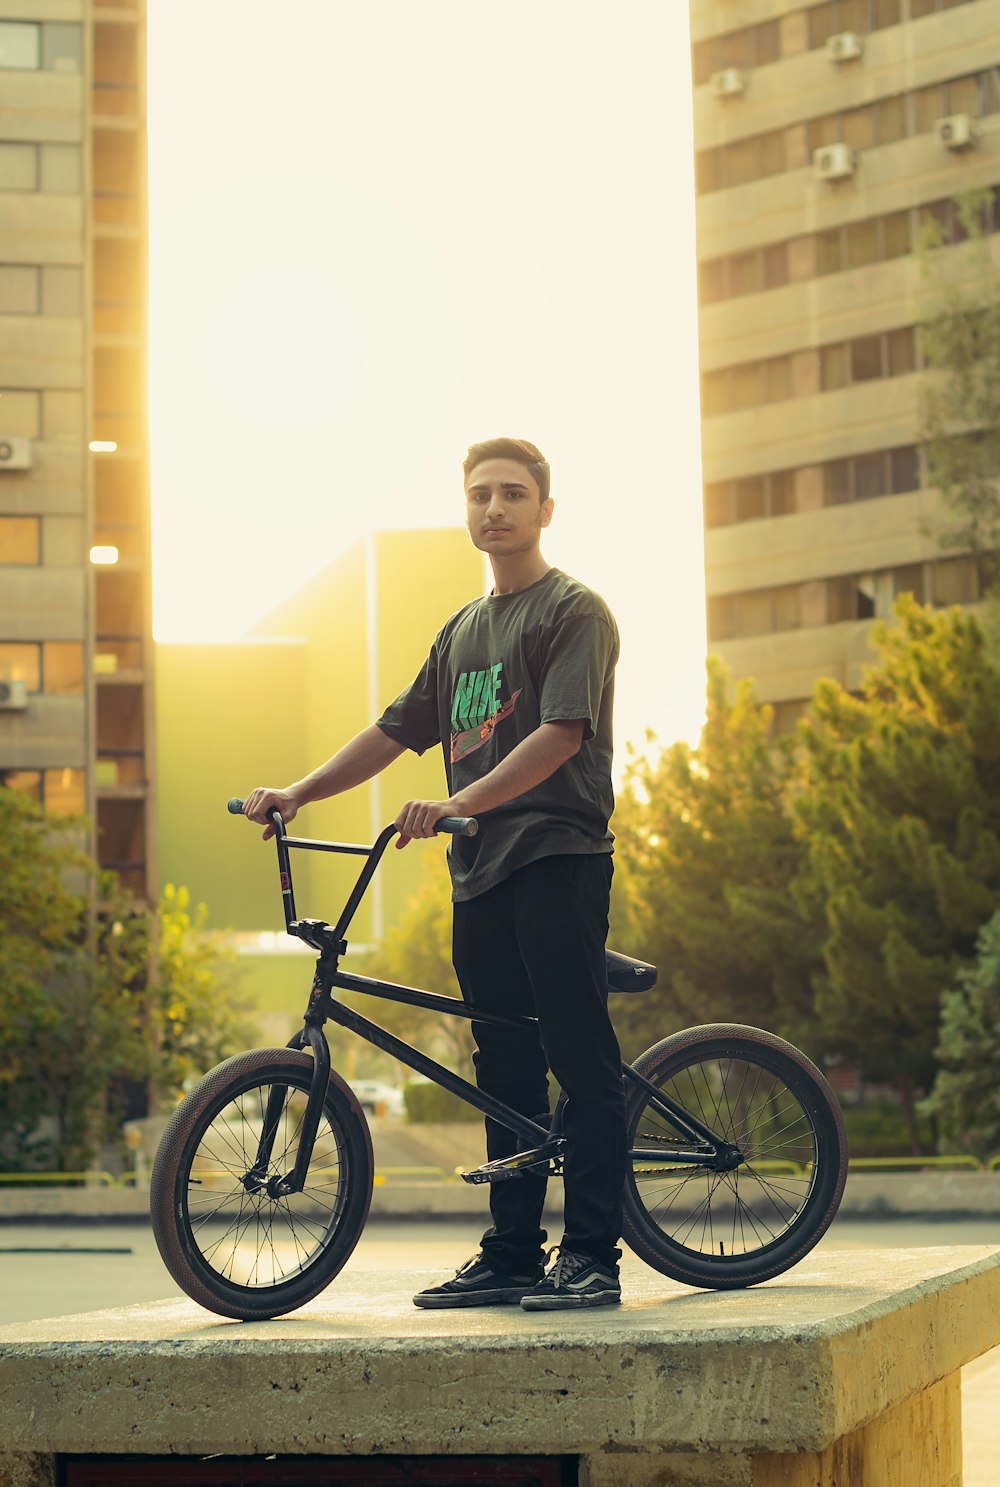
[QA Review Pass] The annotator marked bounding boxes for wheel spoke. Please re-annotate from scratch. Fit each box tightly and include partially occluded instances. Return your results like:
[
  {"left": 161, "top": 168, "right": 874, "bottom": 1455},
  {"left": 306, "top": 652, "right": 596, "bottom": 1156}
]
[
  {"left": 628, "top": 1047, "right": 832, "bottom": 1264},
  {"left": 174, "top": 1072, "right": 352, "bottom": 1294}
]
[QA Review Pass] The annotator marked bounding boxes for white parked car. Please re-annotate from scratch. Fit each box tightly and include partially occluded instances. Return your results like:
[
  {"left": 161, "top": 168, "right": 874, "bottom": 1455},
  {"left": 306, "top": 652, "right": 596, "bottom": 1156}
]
[{"left": 349, "top": 1080, "right": 405, "bottom": 1118}]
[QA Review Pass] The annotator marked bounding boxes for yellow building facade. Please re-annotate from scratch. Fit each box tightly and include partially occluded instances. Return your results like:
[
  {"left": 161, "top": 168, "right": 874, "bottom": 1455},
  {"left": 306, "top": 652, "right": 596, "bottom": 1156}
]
[
  {"left": 0, "top": 2, "right": 155, "bottom": 894},
  {"left": 691, "top": 0, "right": 1000, "bottom": 727},
  {"left": 156, "top": 527, "right": 484, "bottom": 1031}
]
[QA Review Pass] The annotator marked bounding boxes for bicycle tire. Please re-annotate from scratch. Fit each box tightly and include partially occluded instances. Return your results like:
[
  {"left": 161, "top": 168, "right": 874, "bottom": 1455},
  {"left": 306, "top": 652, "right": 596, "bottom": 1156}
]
[
  {"left": 150, "top": 1047, "right": 374, "bottom": 1320},
  {"left": 622, "top": 1024, "right": 848, "bottom": 1290}
]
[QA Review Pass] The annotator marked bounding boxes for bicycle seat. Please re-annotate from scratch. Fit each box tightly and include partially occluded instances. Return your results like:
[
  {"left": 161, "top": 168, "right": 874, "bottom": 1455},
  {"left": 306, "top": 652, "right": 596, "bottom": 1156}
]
[{"left": 606, "top": 949, "right": 657, "bottom": 993}]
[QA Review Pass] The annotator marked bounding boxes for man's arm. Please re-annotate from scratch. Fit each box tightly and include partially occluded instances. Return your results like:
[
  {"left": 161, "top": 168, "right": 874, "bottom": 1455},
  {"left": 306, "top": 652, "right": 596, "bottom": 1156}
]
[
  {"left": 394, "top": 719, "right": 585, "bottom": 847},
  {"left": 243, "top": 723, "right": 405, "bottom": 839}
]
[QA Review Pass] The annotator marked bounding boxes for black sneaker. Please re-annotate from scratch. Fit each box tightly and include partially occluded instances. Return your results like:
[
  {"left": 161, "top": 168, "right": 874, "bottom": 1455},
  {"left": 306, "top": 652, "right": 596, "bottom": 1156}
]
[
  {"left": 412, "top": 1252, "right": 544, "bottom": 1309},
  {"left": 520, "top": 1248, "right": 621, "bottom": 1310}
]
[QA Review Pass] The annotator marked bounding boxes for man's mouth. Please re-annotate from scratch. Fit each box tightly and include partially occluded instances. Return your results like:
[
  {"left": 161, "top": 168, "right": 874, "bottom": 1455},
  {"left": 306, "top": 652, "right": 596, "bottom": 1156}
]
[{"left": 484, "top": 526, "right": 511, "bottom": 534}]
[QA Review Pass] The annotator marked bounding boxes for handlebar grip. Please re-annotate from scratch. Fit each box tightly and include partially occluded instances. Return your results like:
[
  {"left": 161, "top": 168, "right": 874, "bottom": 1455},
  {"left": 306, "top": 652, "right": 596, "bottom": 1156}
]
[
  {"left": 434, "top": 816, "right": 478, "bottom": 837},
  {"left": 227, "top": 797, "right": 245, "bottom": 815}
]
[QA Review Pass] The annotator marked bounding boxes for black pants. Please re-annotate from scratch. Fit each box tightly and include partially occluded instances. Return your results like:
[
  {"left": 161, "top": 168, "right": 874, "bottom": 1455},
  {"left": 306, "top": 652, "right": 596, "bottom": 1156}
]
[{"left": 451, "top": 852, "right": 626, "bottom": 1273}]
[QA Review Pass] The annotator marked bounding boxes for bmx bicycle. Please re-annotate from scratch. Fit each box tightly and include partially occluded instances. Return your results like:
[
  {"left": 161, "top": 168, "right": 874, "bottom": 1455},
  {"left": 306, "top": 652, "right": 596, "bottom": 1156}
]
[{"left": 150, "top": 805, "right": 848, "bottom": 1320}]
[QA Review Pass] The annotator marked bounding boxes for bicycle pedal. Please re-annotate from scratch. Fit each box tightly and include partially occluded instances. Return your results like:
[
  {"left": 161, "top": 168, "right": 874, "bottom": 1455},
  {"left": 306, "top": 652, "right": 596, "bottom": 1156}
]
[{"left": 458, "top": 1140, "right": 564, "bottom": 1185}]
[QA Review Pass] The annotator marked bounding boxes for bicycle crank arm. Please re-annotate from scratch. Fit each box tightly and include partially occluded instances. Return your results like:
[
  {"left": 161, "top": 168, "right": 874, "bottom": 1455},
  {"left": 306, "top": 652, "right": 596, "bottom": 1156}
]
[{"left": 459, "top": 1139, "right": 565, "bottom": 1185}]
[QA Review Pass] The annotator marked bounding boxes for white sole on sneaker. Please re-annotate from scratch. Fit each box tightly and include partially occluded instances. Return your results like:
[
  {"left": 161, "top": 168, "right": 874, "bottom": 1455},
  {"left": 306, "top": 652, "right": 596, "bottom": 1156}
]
[
  {"left": 520, "top": 1289, "right": 621, "bottom": 1310},
  {"left": 413, "top": 1286, "right": 537, "bottom": 1309}
]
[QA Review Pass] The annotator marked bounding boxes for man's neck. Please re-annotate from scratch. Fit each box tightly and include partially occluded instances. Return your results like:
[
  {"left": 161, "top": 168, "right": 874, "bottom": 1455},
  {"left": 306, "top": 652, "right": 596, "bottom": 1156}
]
[{"left": 489, "top": 550, "right": 552, "bottom": 596}]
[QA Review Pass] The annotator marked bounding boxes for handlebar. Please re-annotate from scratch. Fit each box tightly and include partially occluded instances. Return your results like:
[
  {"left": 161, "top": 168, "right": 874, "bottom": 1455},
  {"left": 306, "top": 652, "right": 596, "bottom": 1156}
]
[
  {"left": 227, "top": 798, "right": 478, "bottom": 838},
  {"left": 227, "top": 796, "right": 479, "bottom": 944}
]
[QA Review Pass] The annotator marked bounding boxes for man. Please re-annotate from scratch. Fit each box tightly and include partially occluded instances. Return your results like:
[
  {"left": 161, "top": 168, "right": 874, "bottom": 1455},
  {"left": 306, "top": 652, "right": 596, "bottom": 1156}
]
[{"left": 243, "top": 436, "right": 626, "bottom": 1310}]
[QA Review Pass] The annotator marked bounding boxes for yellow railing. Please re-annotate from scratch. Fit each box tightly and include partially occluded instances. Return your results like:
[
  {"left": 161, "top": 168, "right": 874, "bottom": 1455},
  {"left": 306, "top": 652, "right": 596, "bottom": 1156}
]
[
  {"left": 846, "top": 1155, "right": 985, "bottom": 1172},
  {"left": 0, "top": 1156, "right": 997, "bottom": 1188},
  {"left": 0, "top": 1171, "right": 117, "bottom": 1187}
]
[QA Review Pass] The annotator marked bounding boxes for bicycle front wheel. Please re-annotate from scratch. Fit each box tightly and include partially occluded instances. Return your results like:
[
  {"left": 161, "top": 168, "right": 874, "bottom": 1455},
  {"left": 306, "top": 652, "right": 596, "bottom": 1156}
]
[
  {"left": 150, "top": 1048, "right": 374, "bottom": 1320},
  {"left": 623, "top": 1024, "right": 847, "bottom": 1290}
]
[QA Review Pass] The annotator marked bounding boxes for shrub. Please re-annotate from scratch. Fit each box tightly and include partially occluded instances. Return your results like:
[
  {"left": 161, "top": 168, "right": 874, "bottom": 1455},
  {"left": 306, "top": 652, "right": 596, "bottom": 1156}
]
[{"left": 403, "top": 1081, "right": 480, "bottom": 1123}]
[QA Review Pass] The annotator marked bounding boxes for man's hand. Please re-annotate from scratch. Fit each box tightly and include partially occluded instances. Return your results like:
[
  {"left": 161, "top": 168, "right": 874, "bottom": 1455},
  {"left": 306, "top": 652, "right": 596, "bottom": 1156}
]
[
  {"left": 394, "top": 798, "right": 460, "bottom": 849},
  {"left": 242, "top": 786, "right": 302, "bottom": 840}
]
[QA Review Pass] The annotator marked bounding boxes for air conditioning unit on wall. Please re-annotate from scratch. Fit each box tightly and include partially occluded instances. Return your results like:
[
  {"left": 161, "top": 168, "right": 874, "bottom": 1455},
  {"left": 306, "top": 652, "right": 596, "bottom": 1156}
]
[
  {"left": 0, "top": 436, "right": 32, "bottom": 470},
  {"left": 710, "top": 68, "right": 744, "bottom": 98},
  {"left": 814, "top": 142, "right": 855, "bottom": 181},
  {"left": 827, "top": 32, "right": 863, "bottom": 63},
  {"left": 0, "top": 680, "right": 28, "bottom": 711},
  {"left": 935, "top": 114, "right": 974, "bottom": 150}
]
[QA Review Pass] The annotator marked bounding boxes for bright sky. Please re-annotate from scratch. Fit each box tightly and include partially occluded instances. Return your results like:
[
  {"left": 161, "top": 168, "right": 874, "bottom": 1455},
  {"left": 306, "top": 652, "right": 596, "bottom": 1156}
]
[{"left": 147, "top": 1, "right": 706, "bottom": 760}]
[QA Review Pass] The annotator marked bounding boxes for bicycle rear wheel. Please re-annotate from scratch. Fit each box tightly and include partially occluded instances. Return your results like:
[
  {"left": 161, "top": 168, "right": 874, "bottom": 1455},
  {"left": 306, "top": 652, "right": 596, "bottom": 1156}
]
[
  {"left": 150, "top": 1047, "right": 374, "bottom": 1320},
  {"left": 623, "top": 1024, "right": 847, "bottom": 1289}
]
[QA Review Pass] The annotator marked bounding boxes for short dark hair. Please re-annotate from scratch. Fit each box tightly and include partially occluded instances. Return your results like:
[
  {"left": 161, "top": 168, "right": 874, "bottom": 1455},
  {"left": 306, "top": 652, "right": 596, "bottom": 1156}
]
[{"left": 462, "top": 437, "right": 550, "bottom": 504}]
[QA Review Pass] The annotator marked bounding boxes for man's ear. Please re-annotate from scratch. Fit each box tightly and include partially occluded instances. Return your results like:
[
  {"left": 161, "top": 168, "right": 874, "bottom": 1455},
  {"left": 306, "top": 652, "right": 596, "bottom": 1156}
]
[{"left": 540, "top": 497, "right": 554, "bottom": 529}]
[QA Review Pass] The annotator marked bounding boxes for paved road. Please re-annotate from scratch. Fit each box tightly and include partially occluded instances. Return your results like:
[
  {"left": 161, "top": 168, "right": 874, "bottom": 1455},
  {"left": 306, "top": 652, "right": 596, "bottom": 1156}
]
[{"left": 1, "top": 1216, "right": 997, "bottom": 1482}]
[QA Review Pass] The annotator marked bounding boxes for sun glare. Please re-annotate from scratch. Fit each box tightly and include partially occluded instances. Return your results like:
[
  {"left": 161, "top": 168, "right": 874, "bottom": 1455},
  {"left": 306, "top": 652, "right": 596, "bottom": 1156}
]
[{"left": 147, "top": 2, "right": 706, "bottom": 755}]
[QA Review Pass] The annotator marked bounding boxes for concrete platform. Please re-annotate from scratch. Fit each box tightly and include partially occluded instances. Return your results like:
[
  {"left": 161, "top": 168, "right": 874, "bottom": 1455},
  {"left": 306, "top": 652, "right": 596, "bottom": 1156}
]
[{"left": 0, "top": 1247, "right": 998, "bottom": 1485}]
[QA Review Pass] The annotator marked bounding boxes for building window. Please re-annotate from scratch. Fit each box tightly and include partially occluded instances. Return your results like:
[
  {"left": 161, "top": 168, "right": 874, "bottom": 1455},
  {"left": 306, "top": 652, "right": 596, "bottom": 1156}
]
[
  {"left": 708, "top": 551, "right": 986, "bottom": 646},
  {"left": 0, "top": 516, "right": 40, "bottom": 564},
  {"left": 770, "top": 470, "right": 796, "bottom": 515},
  {"left": 932, "top": 555, "right": 980, "bottom": 605},
  {"left": 0, "top": 21, "right": 40, "bottom": 70},
  {"left": 735, "top": 477, "right": 766, "bottom": 522},
  {"left": 43, "top": 642, "right": 85, "bottom": 694},
  {"left": 705, "top": 445, "right": 921, "bottom": 528},
  {"left": 0, "top": 767, "right": 84, "bottom": 814},
  {"left": 42, "top": 23, "right": 82, "bottom": 73},
  {"left": 44, "top": 767, "right": 85, "bottom": 815},
  {"left": 892, "top": 563, "right": 926, "bottom": 602},
  {"left": 704, "top": 327, "right": 918, "bottom": 407},
  {"left": 693, "top": 0, "right": 902, "bottom": 87},
  {"left": 692, "top": 16, "right": 781, "bottom": 85},
  {"left": 0, "top": 642, "right": 40, "bottom": 691},
  {"left": 696, "top": 194, "right": 1000, "bottom": 309},
  {"left": 891, "top": 446, "right": 920, "bottom": 493},
  {"left": 707, "top": 594, "right": 738, "bottom": 641},
  {"left": 855, "top": 452, "right": 887, "bottom": 501},
  {"left": 824, "top": 459, "right": 852, "bottom": 506},
  {"left": 856, "top": 575, "right": 877, "bottom": 619},
  {"left": 696, "top": 63, "right": 996, "bottom": 196},
  {"left": 704, "top": 484, "right": 734, "bottom": 528},
  {"left": 773, "top": 585, "right": 801, "bottom": 631},
  {"left": 850, "top": 336, "right": 884, "bottom": 382}
]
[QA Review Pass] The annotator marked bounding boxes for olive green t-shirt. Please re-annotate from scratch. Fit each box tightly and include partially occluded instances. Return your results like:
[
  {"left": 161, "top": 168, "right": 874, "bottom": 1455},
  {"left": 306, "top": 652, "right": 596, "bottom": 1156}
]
[{"left": 376, "top": 567, "right": 618, "bottom": 901}]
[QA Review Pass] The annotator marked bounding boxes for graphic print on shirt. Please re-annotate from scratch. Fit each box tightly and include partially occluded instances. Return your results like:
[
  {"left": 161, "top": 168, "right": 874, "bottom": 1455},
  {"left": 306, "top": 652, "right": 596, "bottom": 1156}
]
[{"left": 450, "top": 660, "right": 522, "bottom": 764}]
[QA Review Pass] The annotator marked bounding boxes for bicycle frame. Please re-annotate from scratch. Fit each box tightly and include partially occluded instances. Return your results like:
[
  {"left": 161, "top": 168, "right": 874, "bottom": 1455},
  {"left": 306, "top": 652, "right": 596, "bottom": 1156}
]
[{"left": 244, "top": 808, "right": 732, "bottom": 1196}]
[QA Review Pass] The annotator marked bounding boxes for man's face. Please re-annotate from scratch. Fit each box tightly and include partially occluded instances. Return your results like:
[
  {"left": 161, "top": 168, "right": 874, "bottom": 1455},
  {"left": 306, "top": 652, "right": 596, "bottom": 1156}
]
[{"left": 464, "top": 457, "right": 553, "bottom": 558}]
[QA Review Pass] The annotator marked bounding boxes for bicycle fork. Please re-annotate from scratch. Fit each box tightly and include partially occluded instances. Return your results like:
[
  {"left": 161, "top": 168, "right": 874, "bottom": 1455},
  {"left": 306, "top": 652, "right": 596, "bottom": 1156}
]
[{"left": 244, "top": 1022, "right": 330, "bottom": 1199}]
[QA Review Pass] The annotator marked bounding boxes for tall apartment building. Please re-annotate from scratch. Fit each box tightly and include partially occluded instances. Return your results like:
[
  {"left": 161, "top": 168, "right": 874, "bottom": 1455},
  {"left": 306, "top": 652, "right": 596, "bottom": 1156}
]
[
  {"left": 691, "top": 0, "right": 1000, "bottom": 729},
  {"left": 0, "top": 3, "right": 155, "bottom": 896}
]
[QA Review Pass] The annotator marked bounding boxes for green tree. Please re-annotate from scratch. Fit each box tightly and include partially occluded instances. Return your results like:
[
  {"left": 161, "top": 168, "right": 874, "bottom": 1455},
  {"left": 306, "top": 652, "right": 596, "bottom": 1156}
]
[
  {"left": 924, "top": 909, "right": 1000, "bottom": 1158},
  {"left": 611, "top": 656, "right": 815, "bottom": 1059},
  {"left": 151, "top": 882, "right": 250, "bottom": 1105},
  {"left": 791, "top": 596, "right": 1000, "bottom": 1149},
  {"left": 917, "top": 187, "right": 1000, "bottom": 591},
  {"left": 357, "top": 846, "right": 474, "bottom": 1074},
  {"left": 0, "top": 786, "right": 252, "bottom": 1169},
  {"left": 0, "top": 787, "right": 100, "bottom": 1168}
]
